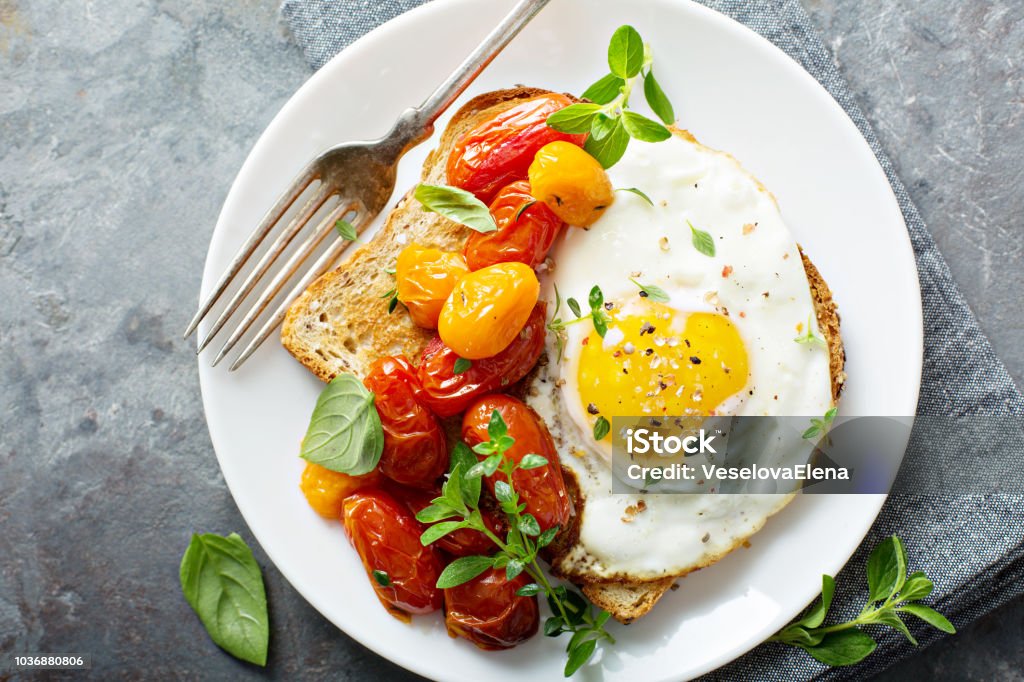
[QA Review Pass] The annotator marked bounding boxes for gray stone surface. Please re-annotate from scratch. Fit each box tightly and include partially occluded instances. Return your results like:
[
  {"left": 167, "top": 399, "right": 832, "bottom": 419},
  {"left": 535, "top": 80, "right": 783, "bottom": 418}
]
[{"left": 0, "top": 0, "right": 1019, "bottom": 680}]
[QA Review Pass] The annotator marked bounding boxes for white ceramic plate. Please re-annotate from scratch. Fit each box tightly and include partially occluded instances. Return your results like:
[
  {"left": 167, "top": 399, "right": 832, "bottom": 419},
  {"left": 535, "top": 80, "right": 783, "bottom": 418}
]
[{"left": 197, "top": 1, "right": 922, "bottom": 679}]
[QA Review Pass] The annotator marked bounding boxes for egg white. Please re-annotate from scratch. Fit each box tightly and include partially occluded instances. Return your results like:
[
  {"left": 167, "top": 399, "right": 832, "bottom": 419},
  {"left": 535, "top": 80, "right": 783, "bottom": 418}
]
[{"left": 526, "top": 132, "right": 835, "bottom": 582}]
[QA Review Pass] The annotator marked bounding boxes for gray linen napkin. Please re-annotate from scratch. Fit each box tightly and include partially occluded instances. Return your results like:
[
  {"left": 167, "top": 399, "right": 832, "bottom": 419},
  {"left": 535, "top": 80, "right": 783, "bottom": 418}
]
[{"left": 279, "top": 1, "right": 1024, "bottom": 679}]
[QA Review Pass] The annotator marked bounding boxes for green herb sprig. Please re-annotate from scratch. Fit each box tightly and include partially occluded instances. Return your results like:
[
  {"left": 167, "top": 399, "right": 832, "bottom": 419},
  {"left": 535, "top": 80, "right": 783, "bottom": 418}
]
[
  {"left": 795, "top": 314, "right": 827, "bottom": 347},
  {"left": 802, "top": 406, "right": 838, "bottom": 440},
  {"left": 770, "top": 536, "right": 954, "bottom": 666},
  {"left": 547, "top": 285, "right": 613, "bottom": 362},
  {"left": 688, "top": 220, "right": 716, "bottom": 257},
  {"left": 547, "top": 26, "right": 677, "bottom": 169},
  {"left": 615, "top": 187, "right": 654, "bottom": 206},
  {"left": 629, "top": 277, "right": 670, "bottom": 303},
  {"left": 416, "top": 412, "right": 615, "bottom": 677},
  {"left": 335, "top": 219, "right": 358, "bottom": 241}
]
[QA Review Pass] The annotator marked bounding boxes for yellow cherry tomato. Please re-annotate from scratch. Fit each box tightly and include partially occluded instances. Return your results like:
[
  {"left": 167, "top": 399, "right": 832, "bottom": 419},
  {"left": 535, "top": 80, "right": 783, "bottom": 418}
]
[
  {"left": 299, "top": 461, "right": 381, "bottom": 520},
  {"left": 395, "top": 243, "right": 470, "bottom": 329},
  {"left": 528, "top": 141, "right": 615, "bottom": 227},
  {"left": 438, "top": 262, "right": 540, "bottom": 360}
]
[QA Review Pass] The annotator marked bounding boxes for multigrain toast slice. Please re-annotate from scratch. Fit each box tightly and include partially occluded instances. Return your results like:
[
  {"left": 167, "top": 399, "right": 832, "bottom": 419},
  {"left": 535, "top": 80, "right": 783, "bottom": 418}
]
[
  {"left": 282, "top": 88, "right": 567, "bottom": 381},
  {"left": 282, "top": 88, "right": 845, "bottom": 624}
]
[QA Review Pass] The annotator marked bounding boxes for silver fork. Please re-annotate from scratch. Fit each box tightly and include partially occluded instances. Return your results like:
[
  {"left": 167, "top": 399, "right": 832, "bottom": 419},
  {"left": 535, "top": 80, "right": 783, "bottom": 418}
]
[{"left": 185, "top": 0, "right": 552, "bottom": 370}]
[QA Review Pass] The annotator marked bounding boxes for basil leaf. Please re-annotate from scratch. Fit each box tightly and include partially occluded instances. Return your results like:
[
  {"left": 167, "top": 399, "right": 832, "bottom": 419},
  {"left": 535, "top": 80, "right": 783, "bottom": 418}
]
[
  {"left": 546, "top": 103, "right": 603, "bottom": 134},
  {"left": 519, "top": 454, "right": 549, "bottom": 470},
  {"left": 453, "top": 357, "right": 472, "bottom": 374},
  {"left": 299, "top": 374, "right": 383, "bottom": 475},
  {"left": 899, "top": 604, "right": 956, "bottom": 633},
  {"left": 180, "top": 533, "right": 269, "bottom": 666},
  {"left": 617, "top": 187, "right": 654, "bottom": 206},
  {"left": 420, "top": 520, "right": 468, "bottom": 547},
  {"left": 866, "top": 535, "right": 903, "bottom": 602},
  {"left": 516, "top": 583, "right": 542, "bottom": 597},
  {"left": 414, "top": 184, "right": 497, "bottom": 233},
  {"left": 584, "top": 117, "right": 630, "bottom": 169},
  {"left": 802, "top": 629, "right": 877, "bottom": 667},
  {"left": 899, "top": 572, "right": 934, "bottom": 602},
  {"left": 797, "top": 574, "right": 835, "bottom": 629},
  {"left": 621, "top": 111, "right": 671, "bottom": 142},
  {"left": 688, "top": 220, "right": 716, "bottom": 257},
  {"left": 593, "top": 416, "right": 610, "bottom": 441},
  {"left": 335, "top": 219, "right": 358, "bottom": 241},
  {"left": 564, "top": 637, "right": 598, "bottom": 677},
  {"left": 450, "top": 442, "right": 481, "bottom": 508},
  {"left": 643, "top": 69, "right": 675, "bottom": 124},
  {"left": 608, "top": 25, "right": 644, "bottom": 79},
  {"left": 582, "top": 73, "right": 625, "bottom": 105},
  {"left": 567, "top": 298, "right": 583, "bottom": 319},
  {"left": 372, "top": 569, "right": 391, "bottom": 587},
  {"left": 436, "top": 555, "right": 494, "bottom": 589}
]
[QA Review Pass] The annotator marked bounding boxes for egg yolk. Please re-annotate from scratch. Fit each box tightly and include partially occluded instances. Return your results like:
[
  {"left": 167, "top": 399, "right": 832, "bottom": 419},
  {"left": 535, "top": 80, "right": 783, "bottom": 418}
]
[{"left": 577, "top": 302, "right": 749, "bottom": 432}]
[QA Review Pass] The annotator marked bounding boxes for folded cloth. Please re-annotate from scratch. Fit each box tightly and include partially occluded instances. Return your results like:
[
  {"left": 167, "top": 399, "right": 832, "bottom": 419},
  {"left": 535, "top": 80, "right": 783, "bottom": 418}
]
[{"left": 279, "top": 1, "right": 1024, "bottom": 679}]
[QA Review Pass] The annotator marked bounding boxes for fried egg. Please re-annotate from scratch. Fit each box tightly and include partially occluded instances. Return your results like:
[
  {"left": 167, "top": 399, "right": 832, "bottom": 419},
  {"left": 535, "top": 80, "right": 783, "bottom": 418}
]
[{"left": 526, "top": 131, "right": 835, "bottom": 583}]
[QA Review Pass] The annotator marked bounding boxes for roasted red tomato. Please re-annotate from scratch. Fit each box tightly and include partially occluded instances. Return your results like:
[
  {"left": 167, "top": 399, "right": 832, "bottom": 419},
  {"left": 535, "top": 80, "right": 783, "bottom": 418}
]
[
  {"left": 444, "top": 568, "right": 539, "bottom": 650},
  {"left": 462, "top": 394, "right": 572, "bottom": 533},
  {"left": 446, "top": 93, "right": 587, "bottom": 203},
  {"left": 417, "top": 303, "right": 547, "bottom": 418},
  {"left": 464, "top": 181, "right": 564, "bottom": 271},
  {"left": 363, "top": 355, "right": 448, "bottom": 489},
  {"left": 391, "top": 484, "right": 508, "bottom": 558},
  {"left": 343, "top": 489, "right": 444, "bottom": 620}
]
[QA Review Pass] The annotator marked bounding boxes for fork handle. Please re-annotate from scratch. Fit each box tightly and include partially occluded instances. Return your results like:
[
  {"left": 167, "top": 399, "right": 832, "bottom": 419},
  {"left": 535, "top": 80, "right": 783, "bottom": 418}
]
[{"left": 385, "top": 0, "right": 553, "bottom": 154}]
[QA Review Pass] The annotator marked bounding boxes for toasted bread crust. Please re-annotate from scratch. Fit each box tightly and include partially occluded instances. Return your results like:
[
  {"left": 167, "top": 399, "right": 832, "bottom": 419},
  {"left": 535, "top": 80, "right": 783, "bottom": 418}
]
[
  {"left": 281, "top": 88, "right": 569, "bottom": 381},
  {"left": 281, "top": 88, "right": 846, "bottom": 624}
]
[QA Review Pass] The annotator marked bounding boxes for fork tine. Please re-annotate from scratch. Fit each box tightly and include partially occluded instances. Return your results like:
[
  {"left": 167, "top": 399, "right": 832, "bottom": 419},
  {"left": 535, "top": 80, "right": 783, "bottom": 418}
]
[
  {"left": 195, "top": 184, "right": 335, "bottom": 355},
  {"left": 209, "top": 200, "right": 359, "bottom": 367},
  {"left": 226, "top": 212, "right": 370, "bottom": 372},
  {"left": 184, "top": 167, "right": 316, "bottom": 340}
]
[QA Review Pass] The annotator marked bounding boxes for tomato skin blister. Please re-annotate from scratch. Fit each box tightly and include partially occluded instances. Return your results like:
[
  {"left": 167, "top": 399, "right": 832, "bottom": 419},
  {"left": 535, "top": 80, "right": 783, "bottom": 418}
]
[
  {"left": 299, "top": 462, "right": 381, "bottom": 519},
  {"left": 395, "top": 244, "right": 469, "bottom": 329},
  {"left": 343, "top": 489, "right": 444, "bottom": 620},
  {"left": 444, "top": 567, "right": 539, "bottom": 650},
  {"left": 464, "top": 180, "right": 563, "bottom": 271},
  {"left": 461, "top": 394, "right": 573, "bottom": 534},
  {"left": 438, "top": 262, "right": 539, "bottom": 360},
  {"left": 446, "top": 93, "right": 587, "bottom": 203},
  {"left": 417, "top": 303, "right": 547, "bottom": 418},
  {"left": 362, "top": 356, "right": 448, "bottom": 489}
]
